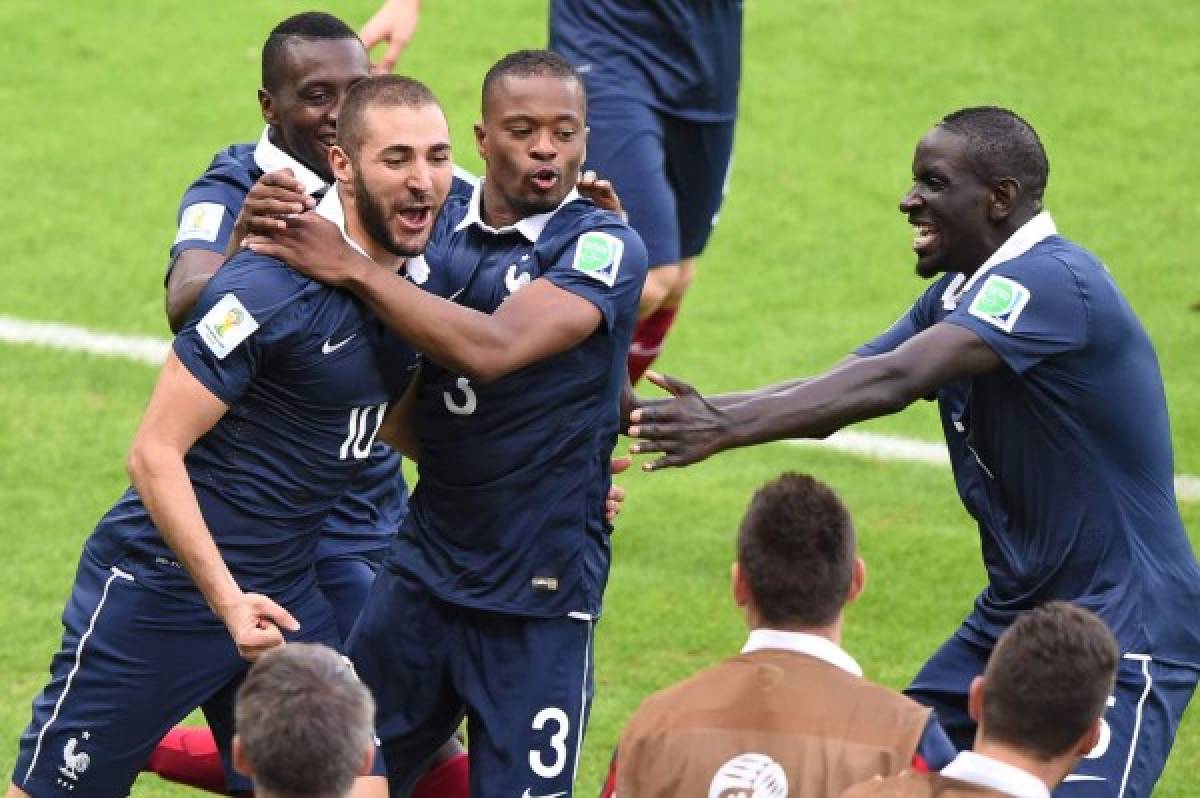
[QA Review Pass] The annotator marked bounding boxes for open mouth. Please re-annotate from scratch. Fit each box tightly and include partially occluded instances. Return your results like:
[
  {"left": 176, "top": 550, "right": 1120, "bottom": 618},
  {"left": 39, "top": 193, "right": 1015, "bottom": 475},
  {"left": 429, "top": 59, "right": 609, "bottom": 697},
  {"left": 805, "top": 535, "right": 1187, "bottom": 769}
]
[
  {"left": 316, "top": 133, "right": 337, "bottom": 149},
  {"left": 529, "top": 168, "right": 560, "bottom": 192},
  {"left": 394, "top": 206, "right": 432, "bottom": 232},
  {"left": 912, "top": 222, "right": 939, "bottom": 255}
]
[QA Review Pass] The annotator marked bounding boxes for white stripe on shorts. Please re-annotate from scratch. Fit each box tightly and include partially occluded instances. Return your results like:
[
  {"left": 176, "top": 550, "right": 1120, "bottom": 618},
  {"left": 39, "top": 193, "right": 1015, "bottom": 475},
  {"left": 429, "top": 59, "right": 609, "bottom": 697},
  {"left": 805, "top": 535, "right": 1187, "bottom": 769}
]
[
  {"left": 23, "top": 566, "right": 133, "bottom": 785},
  {"left": 571, "top": 617, "right": 594, "bottom": 786},
  {"left": 1118, "top": 653, "right": 1153, "bottom": 798}
]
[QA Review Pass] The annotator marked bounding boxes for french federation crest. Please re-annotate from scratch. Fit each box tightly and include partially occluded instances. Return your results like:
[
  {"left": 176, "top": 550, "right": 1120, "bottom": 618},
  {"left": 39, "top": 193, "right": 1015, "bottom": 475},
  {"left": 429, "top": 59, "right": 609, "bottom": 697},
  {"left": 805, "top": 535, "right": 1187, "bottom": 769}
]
[
  {"left": 968, "top": 275, "right": 1031, "bottom": 333},
  {"left": 571, "top": 231, "right": 623, "bottom": 287},
  {"left": 708, "top": 752, "right": 788, "bottom": 798}
]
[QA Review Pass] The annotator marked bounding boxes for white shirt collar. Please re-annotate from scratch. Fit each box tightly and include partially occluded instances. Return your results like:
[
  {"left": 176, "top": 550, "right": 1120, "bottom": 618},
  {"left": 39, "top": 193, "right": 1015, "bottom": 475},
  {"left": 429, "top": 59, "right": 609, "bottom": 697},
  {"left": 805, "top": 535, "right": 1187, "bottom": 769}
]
[
  {"left": 453, "top": 178, "right": 580, "bottom": 243},
  {"left": 941, "top": 751, "right": 1051, "bottom": 798},
  {"left": 740, "top": 629, "right": 863, "bottom": 678},
  {"left": 313, "top": 186, "right": 372, "bottom": 261},
  {"left": 945, "top": 211, "right": 1056, "bottom": 308},
  {"left": 252, "top": 126, "right": 329, "bottom": 197}
]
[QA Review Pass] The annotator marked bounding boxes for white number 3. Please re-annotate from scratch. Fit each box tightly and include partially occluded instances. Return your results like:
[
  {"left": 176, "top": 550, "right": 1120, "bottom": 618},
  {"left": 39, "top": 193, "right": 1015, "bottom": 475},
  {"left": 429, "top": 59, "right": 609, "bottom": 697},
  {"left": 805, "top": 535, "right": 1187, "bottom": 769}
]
[
  {"left": 443, "top": 376, "right": 477, "bottom": 416},
  {"left": 529, "top": 707, "right": 570, "bottom": 779}
]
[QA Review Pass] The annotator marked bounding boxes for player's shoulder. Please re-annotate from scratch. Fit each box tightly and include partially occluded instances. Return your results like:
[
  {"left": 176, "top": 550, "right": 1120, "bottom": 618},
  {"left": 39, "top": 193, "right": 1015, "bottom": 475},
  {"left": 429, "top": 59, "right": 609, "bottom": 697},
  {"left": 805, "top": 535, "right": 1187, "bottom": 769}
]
[
  {"left": 842, "top": 771, "right": 941, "bottom": 798},
  {"left": 215, "top": 249, "right": 315, "bottom": 296},
  {"left": 195, "top": 141, "right": 259, "bottom": 187},
  {"left": 542, "top": 201, "right": 649, "bottom": 267}
]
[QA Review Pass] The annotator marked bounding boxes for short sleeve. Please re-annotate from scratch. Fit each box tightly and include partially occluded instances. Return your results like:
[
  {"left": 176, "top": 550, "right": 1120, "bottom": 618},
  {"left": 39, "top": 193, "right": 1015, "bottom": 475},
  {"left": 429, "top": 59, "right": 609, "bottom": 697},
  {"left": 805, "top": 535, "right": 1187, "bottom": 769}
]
[
  {"left": 944, "top": 256, "right": 1088, "bottom": 374},
  {"left": 543, "top": 225, "right": 649, "bottom": 333},
  {"left": 912, "top": 713, "right": 956, "bottom": 772},
  {"left": 168, "top": 172, "right": 249, "bottom": 263},
  {"left": 855, "top": 278, "right": 947, "bottom": 357},
  {"left": 172, "top": 253, "right": 305, "bottom": 405}
]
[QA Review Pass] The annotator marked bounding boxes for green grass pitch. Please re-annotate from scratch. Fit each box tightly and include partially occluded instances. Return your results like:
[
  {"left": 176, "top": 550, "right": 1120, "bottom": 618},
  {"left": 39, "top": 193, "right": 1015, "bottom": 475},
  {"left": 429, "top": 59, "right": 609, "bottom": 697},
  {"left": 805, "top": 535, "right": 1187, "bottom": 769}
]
[{"left": 2, "top": 1, "right": 1198, "bottom": 795}]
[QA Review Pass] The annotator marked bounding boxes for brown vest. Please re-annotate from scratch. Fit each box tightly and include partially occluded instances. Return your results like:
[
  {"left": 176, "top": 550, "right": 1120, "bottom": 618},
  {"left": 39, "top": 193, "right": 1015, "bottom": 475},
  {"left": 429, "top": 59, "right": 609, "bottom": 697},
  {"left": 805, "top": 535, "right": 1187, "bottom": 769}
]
[
  {"left": 617, "top": 649, "right": 933, "bottom": 797},
  {"left": 842, "top": 772, "right": 1013, "bottom": 797}
]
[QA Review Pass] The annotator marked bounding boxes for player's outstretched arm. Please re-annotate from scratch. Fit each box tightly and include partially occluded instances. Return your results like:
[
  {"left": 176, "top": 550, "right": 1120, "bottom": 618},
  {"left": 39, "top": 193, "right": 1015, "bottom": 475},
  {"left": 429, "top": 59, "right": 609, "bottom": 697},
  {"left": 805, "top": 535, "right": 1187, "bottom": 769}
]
[
  {"left": 126, "top": 352, "right": 299, "bottom": 658},
  {"left": 246, "top": 213, "right": 605, "bottom": 383},
  {"left": 360, "top": 0, "right": 423, "bottom": 73},
  {"left": 629, "top": 323, "right": 1000, "bottom": 470}
]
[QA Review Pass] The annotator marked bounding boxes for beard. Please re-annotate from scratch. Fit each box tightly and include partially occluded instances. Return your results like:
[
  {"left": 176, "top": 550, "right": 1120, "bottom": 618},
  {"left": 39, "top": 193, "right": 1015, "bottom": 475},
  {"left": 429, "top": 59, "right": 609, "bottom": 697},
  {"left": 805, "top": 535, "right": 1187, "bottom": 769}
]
[{"left": 353, "top": 170, "right": 427, "bottom": 258}]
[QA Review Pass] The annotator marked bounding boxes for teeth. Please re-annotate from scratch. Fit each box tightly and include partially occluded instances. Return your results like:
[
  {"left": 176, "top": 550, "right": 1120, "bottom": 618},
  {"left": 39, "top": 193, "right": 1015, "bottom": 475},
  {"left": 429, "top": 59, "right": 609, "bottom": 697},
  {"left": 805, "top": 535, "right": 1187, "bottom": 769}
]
[{"left": 912, "top": 223, "right": 937, "bottom": 251}]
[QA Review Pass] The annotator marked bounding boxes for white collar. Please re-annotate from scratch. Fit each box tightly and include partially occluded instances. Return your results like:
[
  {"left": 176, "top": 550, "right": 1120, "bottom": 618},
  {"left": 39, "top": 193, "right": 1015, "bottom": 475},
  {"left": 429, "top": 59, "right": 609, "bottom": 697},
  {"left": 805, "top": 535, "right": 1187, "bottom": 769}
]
[
  {"left": 453, "top": 178, "right": 580, "bottom": 243},
  {"left": 252, "top": 126, "right": 329, "bottom": 197},
  {"left": 314, "top": 186, "right": 372, "bottom": 261},
  {"left": 944, "top": 211, "right": 1057, "bottom": 308},
  {"left": 941, "top": 751, "right": 1051, "bottom": 798},
  {"left": 740, "top": 629, "right": 863, "bottom": 677}
]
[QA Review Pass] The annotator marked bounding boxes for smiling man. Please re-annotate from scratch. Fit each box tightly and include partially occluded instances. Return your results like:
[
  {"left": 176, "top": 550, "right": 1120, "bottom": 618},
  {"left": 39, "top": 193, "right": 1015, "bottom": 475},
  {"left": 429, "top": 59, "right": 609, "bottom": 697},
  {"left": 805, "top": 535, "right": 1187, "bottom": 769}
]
[
  {"left": 246, "top": 50, "right": 648, "bottom": 798},
  {"left": 627, "top": 106, "right": 1200, "bottom": 797},
  {"left": 153, "top": 13, "right": 471, "bottom": 797}
]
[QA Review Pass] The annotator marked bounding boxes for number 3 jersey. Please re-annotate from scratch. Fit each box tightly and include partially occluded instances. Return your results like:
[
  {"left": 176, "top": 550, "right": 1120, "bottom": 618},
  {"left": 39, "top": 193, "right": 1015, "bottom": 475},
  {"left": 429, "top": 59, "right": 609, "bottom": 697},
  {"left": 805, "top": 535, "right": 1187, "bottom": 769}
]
[
  {"left": 92, "top": 189, "right": 418, "bottom": 606},
  {"left": 388, "top": 186, "right": 649, "bottom": 619}
]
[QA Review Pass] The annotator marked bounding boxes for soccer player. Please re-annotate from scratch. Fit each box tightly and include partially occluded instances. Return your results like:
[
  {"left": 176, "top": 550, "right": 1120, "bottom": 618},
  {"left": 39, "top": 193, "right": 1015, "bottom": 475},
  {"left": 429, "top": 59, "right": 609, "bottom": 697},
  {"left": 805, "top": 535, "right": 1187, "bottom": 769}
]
[
  {"left": 610, "top": 472, "right": 955, "bottom": 798},
  {"left": 550, "top": 0, "right": 743, "bottom": 384},
  {"left": 245, "top": 50, "right": 648, "bottom": 798},
  {"left": 156, "top": 13, "right": 469, "bottom": 796},
  {"left": 233, "top": 644, "right": 376, "bottom": 798},
  {"left": 6, "top": 73, "right": 458, "bottom": 798},
  {"left": 355, "top": 0, "right": 742, "bottom": 384},
  {"left": 627, "top": 106, "right": 1200, "bottom": 796},
  {"left": 843, "top": 603, "right": 1120, "bottom": 798}
]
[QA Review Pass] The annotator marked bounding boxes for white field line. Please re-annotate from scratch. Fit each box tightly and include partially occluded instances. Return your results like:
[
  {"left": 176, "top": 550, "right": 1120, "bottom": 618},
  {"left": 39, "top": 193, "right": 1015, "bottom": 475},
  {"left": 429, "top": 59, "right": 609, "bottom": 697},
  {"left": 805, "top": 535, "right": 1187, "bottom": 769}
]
[{"left": 2, "top": 313, "right": 1199, "bottom": 503}]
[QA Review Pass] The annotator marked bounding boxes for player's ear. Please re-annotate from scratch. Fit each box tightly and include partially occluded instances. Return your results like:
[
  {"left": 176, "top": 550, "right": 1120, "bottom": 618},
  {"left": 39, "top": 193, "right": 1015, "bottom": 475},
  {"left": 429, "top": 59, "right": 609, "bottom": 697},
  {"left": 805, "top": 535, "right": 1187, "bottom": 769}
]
[
  {"left": 731, "top": 561, "right": 750, "bottom": 609},
  {"left": 330, "top": 145, "right": 354, "bottom": 185},
  {"left": 847, "top": 556, "right": 866, "bottom": 604},
  {"left": 474, "top": 121, "right": 488, "bottom": 162},
  {"left": 259, "top": 89, "right": 276, "bottom": 126},
  {"left": 232, "top": 735, "right": 253, "bottom": 778},
  {"left": 967, "top": 675, "right": 985, "bottom": 725},
  {"left": 359, "top": 744, "right": 375, "bottom": 776},
  {"left": 988, "top": 177, "right": 1020, "bottom": 222},
  {"left": 1075, "top": 717, "right": 1104, "bottom": 758}
]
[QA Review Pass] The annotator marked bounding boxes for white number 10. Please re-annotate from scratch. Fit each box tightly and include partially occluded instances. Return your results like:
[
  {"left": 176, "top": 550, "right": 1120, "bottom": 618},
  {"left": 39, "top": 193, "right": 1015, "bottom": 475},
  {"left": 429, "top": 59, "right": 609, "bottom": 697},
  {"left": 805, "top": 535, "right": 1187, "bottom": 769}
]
[{"left": 338, "top": 403, "right": 387, "bottom": 460}]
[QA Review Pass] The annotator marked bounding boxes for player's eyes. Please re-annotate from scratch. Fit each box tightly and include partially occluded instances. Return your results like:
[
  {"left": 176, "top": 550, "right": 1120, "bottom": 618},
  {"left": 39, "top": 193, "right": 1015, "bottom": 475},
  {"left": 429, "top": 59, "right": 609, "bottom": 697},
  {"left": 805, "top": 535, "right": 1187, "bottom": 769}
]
[
  {"left": 555, "top": 129, "right": 577, "bottom": 141},
  {"left": 509, "top": 127, "right": 532, "bottom": 137}
]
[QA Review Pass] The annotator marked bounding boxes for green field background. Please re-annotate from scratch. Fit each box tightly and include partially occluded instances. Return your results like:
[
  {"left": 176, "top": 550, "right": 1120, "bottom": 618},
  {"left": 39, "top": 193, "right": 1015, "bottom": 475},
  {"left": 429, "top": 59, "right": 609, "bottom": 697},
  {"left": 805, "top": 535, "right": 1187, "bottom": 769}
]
[{"left": 1, "top": 1, "right": 1198, "bottom": 795}]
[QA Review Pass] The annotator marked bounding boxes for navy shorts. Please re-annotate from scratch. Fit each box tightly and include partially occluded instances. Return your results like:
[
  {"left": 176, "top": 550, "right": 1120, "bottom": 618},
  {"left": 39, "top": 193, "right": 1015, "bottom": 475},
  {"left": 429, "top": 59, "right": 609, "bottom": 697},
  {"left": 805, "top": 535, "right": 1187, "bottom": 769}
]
[
  {"left": 348, "top": 565, "right": 596, "bottom": 797},
  {"left": 584, "top": 91, "right": 735, "bottom": 269},
  {"left": 906, "top": 630, "right": 1198, "bottom": 798},
  {"left": 315, "top": 546, "right": 387, "bottom": 640},
  {"left": 10, "top": 544, "right": 342, "bottom": 798}
]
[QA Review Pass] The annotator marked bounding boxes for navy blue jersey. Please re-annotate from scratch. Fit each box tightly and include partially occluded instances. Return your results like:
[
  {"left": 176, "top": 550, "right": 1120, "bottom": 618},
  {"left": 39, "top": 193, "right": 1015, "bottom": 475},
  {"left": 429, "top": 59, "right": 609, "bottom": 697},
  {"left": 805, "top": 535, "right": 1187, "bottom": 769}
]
[
  {"left": 549, "top": 0, "right": 743, "bottom": 123},
  {"left": 169, "top": 129, "right": 475, "bottom": 554},
  {"left": 387, "top": 187, "right": 648, "bottom": 618},
  {"left": 99, "top": 194, "right": 418, "bottom": 604},
  {"left": 857, "top": 214, "right": 1200, "bottom": 668}
]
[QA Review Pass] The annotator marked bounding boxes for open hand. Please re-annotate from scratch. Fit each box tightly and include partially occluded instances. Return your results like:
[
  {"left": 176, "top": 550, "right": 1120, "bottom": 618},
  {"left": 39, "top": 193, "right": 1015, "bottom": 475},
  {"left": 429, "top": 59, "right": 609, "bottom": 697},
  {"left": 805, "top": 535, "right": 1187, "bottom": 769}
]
[
  {"left": 627, "top": 371, "right": 734, "bottom": 470},
  {"left": 229, "top": 169, "right": 314, "bottom": 253}
]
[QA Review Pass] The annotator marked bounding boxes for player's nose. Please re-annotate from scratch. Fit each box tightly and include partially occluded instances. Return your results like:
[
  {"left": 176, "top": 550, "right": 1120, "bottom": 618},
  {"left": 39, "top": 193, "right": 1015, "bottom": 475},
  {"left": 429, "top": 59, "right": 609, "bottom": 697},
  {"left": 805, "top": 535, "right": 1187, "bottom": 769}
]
[
  {"left": 530, "top": 129, "right": 557, "bottom": 160},
  {"left": 898, "top": 186, "right": 923, "bottom": 213}
]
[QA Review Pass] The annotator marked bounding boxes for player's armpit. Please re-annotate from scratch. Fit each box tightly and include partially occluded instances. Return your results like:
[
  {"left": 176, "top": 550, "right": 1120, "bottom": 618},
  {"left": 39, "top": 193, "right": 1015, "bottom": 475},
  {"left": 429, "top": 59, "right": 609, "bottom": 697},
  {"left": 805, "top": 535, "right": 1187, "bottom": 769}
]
[
  {"left": 165, "top": 249, "right": 225, "bottom": 333},
  {"left": 479, "top": 278, "right": 603, "bottom": 380},
  {"left": 378, "top": 366, "right": 421, "bottom": 460},
  {"left": 885, "top": 321, "right": 1001, "bottom": 400}
]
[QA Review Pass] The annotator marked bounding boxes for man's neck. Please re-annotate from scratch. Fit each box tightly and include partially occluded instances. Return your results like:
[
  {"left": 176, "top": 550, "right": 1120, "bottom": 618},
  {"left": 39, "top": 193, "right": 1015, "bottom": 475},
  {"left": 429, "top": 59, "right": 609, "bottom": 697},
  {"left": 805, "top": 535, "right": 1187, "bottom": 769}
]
[{"left": 972, "top": 738, "right": 1069, "bottom": 792}]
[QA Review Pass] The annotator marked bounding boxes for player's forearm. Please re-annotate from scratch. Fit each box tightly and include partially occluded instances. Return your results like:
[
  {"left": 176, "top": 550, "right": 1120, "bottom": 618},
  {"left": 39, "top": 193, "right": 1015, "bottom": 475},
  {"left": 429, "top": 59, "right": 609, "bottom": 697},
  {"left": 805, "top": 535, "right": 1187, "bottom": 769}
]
[
  {"left": 345, "top": 264, "right": 518, "bottom": 383},
  {"left": 125, "top": 442, "right": 242, "bottom": 614},
  {"left": 721, "top": 354, "right": 919, "bottom": 448}
]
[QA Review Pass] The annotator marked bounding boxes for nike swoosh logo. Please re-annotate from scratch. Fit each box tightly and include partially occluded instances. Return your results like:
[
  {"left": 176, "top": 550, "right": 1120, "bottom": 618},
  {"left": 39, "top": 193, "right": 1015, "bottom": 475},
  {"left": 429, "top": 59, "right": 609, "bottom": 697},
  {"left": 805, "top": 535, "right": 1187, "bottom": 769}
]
[
  {"left": 521, "top": 790, "right": 566, "bottom": 798},
  {"left": 321, "top": 334, "right": 356, "bottom": 355}
]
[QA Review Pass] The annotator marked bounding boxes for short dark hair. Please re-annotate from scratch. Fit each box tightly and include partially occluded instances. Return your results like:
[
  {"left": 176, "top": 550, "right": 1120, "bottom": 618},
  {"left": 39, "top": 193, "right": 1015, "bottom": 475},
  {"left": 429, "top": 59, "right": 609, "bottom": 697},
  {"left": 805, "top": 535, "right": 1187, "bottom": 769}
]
[
  {"left": 481, "top": 49, "right": 584, "bottom": 118},
  {"left": 262, "top": 12, "right": 361, "bottom": 94},
  {"left": 939, "top": 106, "right": 1050, "bottom": 203},
  {"left": 236, "top": 643, "right": 374, "bottom": 797},
  {"left": 982, "top": 602, "right": 1119, "bottom": 760},
  {"left": 337, "top": 75, "right": 442, "bottom": 158},
  {"left": 737, "top": 472, "right": 855, "bottom": 628}
]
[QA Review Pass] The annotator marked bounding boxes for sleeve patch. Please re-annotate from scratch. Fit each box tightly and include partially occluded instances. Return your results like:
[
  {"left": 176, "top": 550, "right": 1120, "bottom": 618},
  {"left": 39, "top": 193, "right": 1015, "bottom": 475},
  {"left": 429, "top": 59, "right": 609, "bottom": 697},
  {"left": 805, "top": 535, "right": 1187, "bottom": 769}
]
[
  {"left": 174, "top": 202, "right": 226, "bottom": 244},
  {"left": 198, "top": 293, "right": 260, "bottom": 359},
  {"left": 571, "top": 231, "right": 623, "bottom": 288},
  {"left": 968, "top": 275, "right": 1031, "bottom": 333}
]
